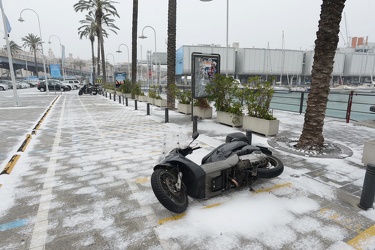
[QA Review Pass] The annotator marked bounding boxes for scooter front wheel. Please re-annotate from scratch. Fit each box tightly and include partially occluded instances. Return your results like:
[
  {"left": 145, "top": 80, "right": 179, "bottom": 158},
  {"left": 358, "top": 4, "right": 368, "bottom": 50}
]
[
  {"left": 151, "top": 168, "right": 188, "bottom": 213},
  {"left": 257, "top": 155, "right": 284, "bottom": 179}
]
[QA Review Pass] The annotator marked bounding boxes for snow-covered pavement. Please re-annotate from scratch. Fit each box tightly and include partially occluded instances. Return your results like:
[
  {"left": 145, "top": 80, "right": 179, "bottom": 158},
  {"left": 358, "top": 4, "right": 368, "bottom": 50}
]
[{"left": 0, "top": 88, "right": 374, "bottom": 249}]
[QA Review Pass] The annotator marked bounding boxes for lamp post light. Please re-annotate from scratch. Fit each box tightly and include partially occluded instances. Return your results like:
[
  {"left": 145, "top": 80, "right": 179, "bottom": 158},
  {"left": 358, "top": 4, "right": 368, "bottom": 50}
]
[
  {"left": 116, "top": 43, "right": 130, "bottom": 80},
  {"left": 200, "top": 0, "right": 229, "bottom": 77},
  {"left": 48, "top": 34, "right": 65, "bottom": 81},
  {"left": 106, "top": 53, "right": 115, "bottom": 83},
  {"left": 139, "top": 26, "right": 158, "bottom": 85},
  {"left": 19, "top": 8, "right": 49, "bottom": 94}
]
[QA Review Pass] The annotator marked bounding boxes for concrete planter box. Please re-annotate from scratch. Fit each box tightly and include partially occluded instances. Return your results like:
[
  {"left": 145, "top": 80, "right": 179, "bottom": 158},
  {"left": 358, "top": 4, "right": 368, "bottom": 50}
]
[
  {"left": 138, "top": 95, "right": 148, "bottom": 102},
  {"left": 154, "top": 99, "right": 167, "bottom": 107},
  {"left": 243, "top": 116, "right": 279, "bottom": 136},
  {"left": 193, "top": 106, "right": 213, "bottom": 119},
  {"left": 362, "top": 140, "right": 375, "bottom": 166},
  {"left": 178, "top": 103, "right": 192, "bottom": 114},
  {"left": 148, "top": 97, "right": 155, "bottom": 105},
  {"left": 217, "top": 111, "right": 243, "bottom": 127},
  {"left": 124, "top": 93, "right": 132, "bottom": 98}
]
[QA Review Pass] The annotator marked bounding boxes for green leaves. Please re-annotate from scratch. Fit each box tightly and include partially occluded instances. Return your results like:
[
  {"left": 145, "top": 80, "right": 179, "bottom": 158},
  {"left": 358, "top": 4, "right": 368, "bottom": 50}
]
[
  {"left": 205, "top": 74, "right": 243, "bottom": 115},
  {"left": 244, "top": 77, "right": 276, "bottom": 120}
]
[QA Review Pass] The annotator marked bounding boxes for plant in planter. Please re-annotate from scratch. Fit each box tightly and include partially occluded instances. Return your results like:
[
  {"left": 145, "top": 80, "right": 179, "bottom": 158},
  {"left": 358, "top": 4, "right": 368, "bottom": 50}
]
[
  {"left": 119, "top": 79, "right": 132, "bottom": 97},
  {"left": 176, "top": 89, "right": 192, "bottom": 114},
  {"left": 205, "top": 74, "right": 243, "bottom": 126},
  {"left": 242, "top": 76, "right": 279, "bottom": 136},
  {"left": 148, "top": 86, "right": 158, "bottom": 104},
  {"left": 193, "top": 98, "right": 213, "bottom": 119},
  {"left": 132, "top": 83, "right": 146, "bottom": 100}
]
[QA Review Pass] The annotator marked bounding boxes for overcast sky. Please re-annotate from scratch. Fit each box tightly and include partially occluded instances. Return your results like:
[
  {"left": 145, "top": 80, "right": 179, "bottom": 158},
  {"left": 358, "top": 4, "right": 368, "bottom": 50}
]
[{"left": 1, "top": 0, "right": 374, "bottom": 63}]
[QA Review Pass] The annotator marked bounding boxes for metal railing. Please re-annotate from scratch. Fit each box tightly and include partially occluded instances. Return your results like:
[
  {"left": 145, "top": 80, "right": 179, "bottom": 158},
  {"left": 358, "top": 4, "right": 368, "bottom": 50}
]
[{"left": 270, "top": 90, "right": 375, "bottom": 122}]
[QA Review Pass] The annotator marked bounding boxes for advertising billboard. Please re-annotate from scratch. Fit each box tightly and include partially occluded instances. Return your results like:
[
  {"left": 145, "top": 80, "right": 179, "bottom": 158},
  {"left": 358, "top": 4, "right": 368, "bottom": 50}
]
[{"left": 191, "top": 53, "right": 220, "bottom": 98}]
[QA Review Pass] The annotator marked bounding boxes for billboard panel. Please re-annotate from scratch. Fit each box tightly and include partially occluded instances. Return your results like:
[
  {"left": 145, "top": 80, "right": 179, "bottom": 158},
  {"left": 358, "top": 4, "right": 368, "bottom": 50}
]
[{"left": 191, "top": 53, "right": 220, "bottom": 98}]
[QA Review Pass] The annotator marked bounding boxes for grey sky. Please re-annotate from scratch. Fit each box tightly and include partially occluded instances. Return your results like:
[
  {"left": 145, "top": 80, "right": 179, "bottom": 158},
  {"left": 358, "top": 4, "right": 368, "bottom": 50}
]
[{"left": 1, "top": 0, "right": 374, "bottom": 63}]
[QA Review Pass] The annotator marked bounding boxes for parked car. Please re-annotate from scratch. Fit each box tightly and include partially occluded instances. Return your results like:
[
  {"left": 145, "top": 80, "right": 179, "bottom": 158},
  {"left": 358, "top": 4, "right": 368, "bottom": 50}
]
[
  {"left": 16, "top": 81, "right": 30, "bottom": 89},
  {"left": 37, "top": 80, "right": 70, "bottom": 92},
  {"left": 62, "top": 79, "right": 81, "bottom": 90},
  {"left": 0, "top": 82, "right": 8, "bottom": 91}
]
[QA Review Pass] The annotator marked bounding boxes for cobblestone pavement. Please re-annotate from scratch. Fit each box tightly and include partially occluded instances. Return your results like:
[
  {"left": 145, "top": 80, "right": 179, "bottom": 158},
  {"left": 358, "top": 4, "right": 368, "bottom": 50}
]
[{"left": 0, "top": 88, "right": 374, "bottom": 249}]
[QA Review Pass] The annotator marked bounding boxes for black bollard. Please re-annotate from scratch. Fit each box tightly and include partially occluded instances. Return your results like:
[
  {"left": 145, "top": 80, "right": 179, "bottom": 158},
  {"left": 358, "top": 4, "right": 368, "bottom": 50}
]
[
  {"left": 109, "top": 93, "right": 112, "bottom": 100},
  {"left": 126, "top": 97, "right": 128, "bottom": 106},
  {"left": 193, "top": 116, "right": 198, "bottom": 134},
  {"left": 119, "top": 96, "right": 121, "bottom": 104},
  {"left": 147, "top": 103, "right": 150, "bottom": 115},
  {"left": 105, "top": 91, "right": 107, "bottom": 98},
  {"left": 135, "top": 100, "right": 137, "bottom": 110},
  {"left": 165, "top": 108, "right": 169, "bottom": 123},
  {"left": 246, "top": 130, "right": 253, "bottom": 145},
  {"left": 358, "top": 163, "right": 375, "bottom": 210},
  {"left": 114, "top": 94, "right": 116, "bottom": 102}
]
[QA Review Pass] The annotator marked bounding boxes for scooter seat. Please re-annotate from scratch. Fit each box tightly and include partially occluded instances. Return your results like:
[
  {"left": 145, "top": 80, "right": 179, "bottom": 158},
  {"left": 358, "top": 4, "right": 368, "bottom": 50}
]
[
  {"left": 201, "top": 141, "right": 247, "bottom": 164},
  {"left": 235, "top": 145, "right": 261, "bottom": 156}
]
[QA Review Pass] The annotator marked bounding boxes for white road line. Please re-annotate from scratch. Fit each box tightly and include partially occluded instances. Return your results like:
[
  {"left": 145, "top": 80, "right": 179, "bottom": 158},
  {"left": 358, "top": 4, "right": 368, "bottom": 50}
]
[{"left": 29, "top": 96, "right": 65, "bottom": 250}]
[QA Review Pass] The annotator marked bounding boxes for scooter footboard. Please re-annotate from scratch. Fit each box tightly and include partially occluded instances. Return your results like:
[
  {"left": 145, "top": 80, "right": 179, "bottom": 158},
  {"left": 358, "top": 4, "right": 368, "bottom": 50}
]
[{"left": 201, "top": 154, "right": 239, "bottom": 198}]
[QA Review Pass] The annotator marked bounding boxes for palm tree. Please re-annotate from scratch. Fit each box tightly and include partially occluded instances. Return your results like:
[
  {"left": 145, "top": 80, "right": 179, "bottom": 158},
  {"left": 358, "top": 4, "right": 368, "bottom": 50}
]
[
  {"left": 74, "top": 0, "right": 120, "bottom": 84},
  {"left": 78, "top": 15, "right": 97, "bottom": 83},
  {"left": 4, "top": 41, "right": 22, "bottom": 57},
  {"left": 167, "top": 0, "right": 177, "bottom": 109},
  {"left": 296, "top": 0, "right": 346, "bottom": 150},
  {"left": 21, "top": 33, "right": 42, "bottom": 77},
  {"left": 78, "top": 13, "right": 118, "bottom": 83},
  {"left": 131, "top": 0, "right": 138, "bottom": 98}
]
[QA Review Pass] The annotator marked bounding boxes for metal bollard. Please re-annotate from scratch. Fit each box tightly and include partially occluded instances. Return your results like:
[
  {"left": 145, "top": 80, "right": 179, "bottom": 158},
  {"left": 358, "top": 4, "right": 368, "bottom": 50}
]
[
  {"left": 105, "top": 91, "right": 107, "bottom": 98},
  {"left": 135, "top": 100, "right": 137, "bottom": 110},
  {"left": 109, "top": 93, "right": 112, "bottom": 100},
  {"left": 119, "top": 96, "right": 121, "bottom": 104},
  {"left": 165, "top": 108, "right": 169, "bottom": 123},
  {"left": 114, "top": 94, "right": 116, "bottom": 102},
  {"left": 125, "top": 97, "right": 128, "bottom": 106},
  {"left": 193, "top": 116, "right": 198, "bottom": 134},
  {"left": 358, "top": 163, "right": 375, "bottom": 210},
  {"left": 147, "top": 103, "right": 150, "bottom": 115},
  {"left": 246, "top": 130, "right": 253, "bottom": 145}
]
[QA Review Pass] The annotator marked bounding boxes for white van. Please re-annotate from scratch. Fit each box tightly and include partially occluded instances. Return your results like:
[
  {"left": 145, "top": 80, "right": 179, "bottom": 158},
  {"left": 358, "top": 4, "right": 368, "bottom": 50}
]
[{"left": 62, "top": 79, "right": 81, "bottom": 90}]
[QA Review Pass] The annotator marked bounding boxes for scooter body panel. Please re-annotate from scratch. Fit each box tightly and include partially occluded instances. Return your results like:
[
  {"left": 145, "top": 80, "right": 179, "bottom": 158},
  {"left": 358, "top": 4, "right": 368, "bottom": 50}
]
[{"left": 154, "top": 151, "right": 207, "bottom": 199}]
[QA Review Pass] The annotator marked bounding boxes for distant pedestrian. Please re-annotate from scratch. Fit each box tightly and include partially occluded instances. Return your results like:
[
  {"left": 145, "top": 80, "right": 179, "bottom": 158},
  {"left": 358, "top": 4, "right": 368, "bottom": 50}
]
[{"left": 158, "top": 85, "right": 162, "bottom": 94}]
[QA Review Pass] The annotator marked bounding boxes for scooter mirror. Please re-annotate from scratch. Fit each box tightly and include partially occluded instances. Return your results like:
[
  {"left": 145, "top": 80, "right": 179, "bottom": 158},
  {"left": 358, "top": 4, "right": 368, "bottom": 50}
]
[{"left": 192, "top": 132, "right": 199, "bottom": 140}]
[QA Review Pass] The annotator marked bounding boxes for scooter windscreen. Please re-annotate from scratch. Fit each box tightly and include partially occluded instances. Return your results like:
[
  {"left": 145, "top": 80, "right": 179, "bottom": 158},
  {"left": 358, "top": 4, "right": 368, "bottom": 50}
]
[{"left": 156, "top": 131, "right": 191, "bottom": 164}]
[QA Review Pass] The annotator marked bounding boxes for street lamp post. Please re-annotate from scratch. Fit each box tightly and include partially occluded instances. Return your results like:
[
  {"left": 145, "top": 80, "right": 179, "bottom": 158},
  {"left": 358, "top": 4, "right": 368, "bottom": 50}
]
[
  {"left": 18, "top": 8, "right": 49, "bottom": 94},
  {"left": 48, "top": 34, "right": 65, "bottom": 81},
  {"left": 116, "top": 43, "right": 130, "bottom": 80},
  {"left": 0, "top": 0, "right": 20, "bottom": 105},
  {"left": 200, "top": 0, "right": 229, "bottom": 77},
  {"left": 106, "top": 53, "right": 115, "bottom": 83},
  {"left": 139, "top": 26, "right": 158, "bottom": 85}
]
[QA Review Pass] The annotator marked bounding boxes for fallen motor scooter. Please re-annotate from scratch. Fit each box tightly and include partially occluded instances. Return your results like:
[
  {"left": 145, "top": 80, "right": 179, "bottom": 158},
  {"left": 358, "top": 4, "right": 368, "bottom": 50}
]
[
  {"left": 151, "top": 132, "right": 284, "bottom": 213},
  {"left": 78, "top": 84, "right": 98, "bottom": 95}
]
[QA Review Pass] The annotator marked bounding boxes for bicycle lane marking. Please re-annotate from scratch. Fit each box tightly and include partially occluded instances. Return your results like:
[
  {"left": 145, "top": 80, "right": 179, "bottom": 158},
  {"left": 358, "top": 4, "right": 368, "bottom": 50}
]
[{"left": 29, "top": 96, "right": 65, "bottom": 250}]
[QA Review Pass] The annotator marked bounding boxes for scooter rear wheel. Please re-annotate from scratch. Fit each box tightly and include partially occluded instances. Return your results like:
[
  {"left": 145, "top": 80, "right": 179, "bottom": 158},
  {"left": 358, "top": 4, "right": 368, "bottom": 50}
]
[
  {"left": 151, "top": 168, "right": 188, "bottom": 213},
  {"left": 257, "top": 155, "right": 284, "bottom": 179}
]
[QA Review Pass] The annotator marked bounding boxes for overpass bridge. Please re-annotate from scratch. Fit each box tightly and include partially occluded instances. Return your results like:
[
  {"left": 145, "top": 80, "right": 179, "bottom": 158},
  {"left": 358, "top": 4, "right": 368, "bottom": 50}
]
[{"left": 0, "top": 50, "right": 90, "bottom": 78}]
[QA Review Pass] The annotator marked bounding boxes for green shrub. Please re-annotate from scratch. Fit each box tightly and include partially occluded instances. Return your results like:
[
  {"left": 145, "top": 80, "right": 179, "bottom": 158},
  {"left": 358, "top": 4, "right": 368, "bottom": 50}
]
[
  {"left": 243, "top": 76, "right": 276, "bottom": 120},
  {"left": 205, "top": 74, "right": 243, "bottom": 116},
  {"left": 176, "top": 89, "right": 192, "bottom": 104}
]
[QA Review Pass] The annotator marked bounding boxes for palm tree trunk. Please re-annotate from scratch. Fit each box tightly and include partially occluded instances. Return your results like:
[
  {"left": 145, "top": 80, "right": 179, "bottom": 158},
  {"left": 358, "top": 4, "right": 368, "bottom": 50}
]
[
  {"left": 131, "top": 0, "right": 138, "bottom": 98},
  {"left": 91, "top": 39, "right": 96, "bottom": 83},
  {"left": 167, "top": 0, "right": 177, "bottom": 109},
  {"left": 33, "top": 50, "right": 38, "bottom": 77},
  {"left": 297, "top": 0, "right": 346, "bottom": 149},
  {"left": 100, "top": 32, "right": 106, "bottom": 84},
  {"left": 97, "top": 34, "right": 101, "bottom": 77}
]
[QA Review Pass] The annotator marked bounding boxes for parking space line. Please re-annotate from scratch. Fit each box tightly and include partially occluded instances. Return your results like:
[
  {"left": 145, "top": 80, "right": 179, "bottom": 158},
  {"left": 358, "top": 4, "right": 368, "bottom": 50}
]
[{"left": 347, "top": 225, "right": 375, "bottom": 249}]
